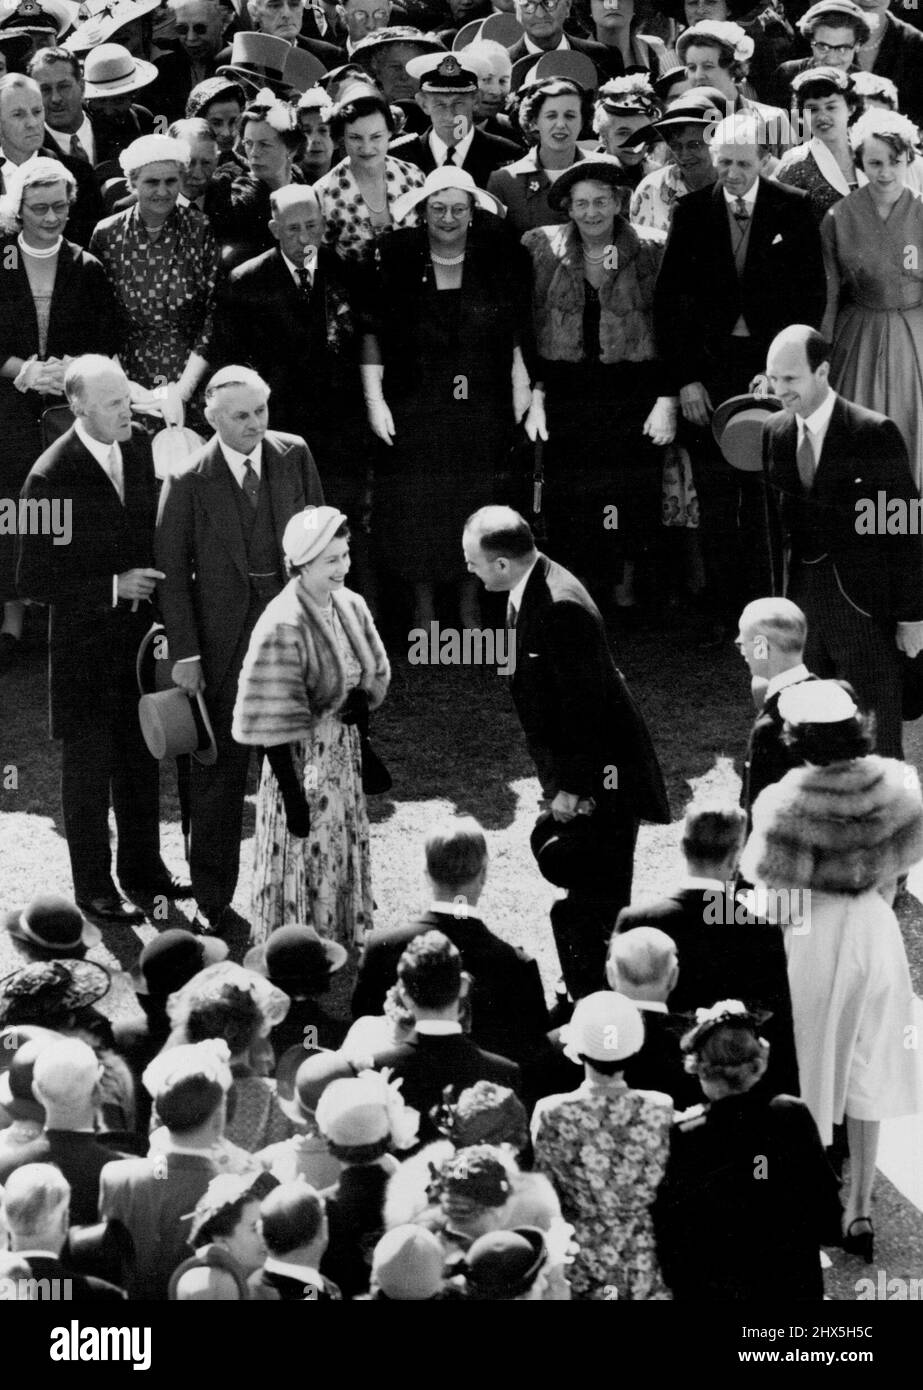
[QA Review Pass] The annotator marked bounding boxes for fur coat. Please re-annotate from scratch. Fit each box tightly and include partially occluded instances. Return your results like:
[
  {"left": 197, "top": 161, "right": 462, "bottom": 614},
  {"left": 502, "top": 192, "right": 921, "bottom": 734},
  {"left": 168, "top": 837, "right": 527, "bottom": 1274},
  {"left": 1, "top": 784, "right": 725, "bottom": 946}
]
[
  {"left": 741, "top": 756, "right": 923, "bottom": 896},
  {"left": 232, "top": 580, "right": 390, "bottom": 748}
]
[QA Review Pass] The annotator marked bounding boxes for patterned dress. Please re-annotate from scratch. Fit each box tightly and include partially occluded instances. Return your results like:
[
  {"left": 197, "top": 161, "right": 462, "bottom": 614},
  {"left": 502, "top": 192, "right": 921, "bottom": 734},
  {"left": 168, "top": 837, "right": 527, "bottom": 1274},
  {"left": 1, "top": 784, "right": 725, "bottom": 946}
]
[
  {"left": 315, "top": 155, "right": 424, "bottom": 262},
  {"left": 250, "top": 602, "right": 373, "bottom": 949},
  {"left": 89, "top": 202, "right": 220, "bottom": 391},
  {"left": 531, "top": 1077, "right": 674, "bottom": 1300}
]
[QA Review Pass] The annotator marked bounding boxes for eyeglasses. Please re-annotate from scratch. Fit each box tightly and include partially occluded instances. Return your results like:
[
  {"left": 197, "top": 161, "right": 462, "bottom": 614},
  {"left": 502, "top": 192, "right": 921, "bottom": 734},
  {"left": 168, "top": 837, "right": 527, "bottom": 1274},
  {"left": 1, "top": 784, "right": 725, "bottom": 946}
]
[
  {"left": 23, "top": 201, "right": 69, "bottom": 216},
  {"left": 570, "top": 195, "right": 615, "bottom": 211},
  {"left": 519, "top": 0, "right": 562, "bottom": 12},
  {"left": 428, "top": 202, "right": 472, "bottom": 218},
  {"left": 351, "top": 8, "right": 391, "bottom": 22},
  {"left": 810, "top": 40, "right": 856, "bottom": 54}
]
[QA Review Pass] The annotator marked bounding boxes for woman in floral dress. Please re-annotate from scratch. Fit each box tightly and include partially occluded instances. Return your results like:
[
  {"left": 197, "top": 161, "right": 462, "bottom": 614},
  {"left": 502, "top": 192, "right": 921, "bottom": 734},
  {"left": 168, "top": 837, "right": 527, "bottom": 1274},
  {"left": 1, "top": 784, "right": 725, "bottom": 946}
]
[
  {"left": 233, "top": 506, "right": 390, "bottom": 950},
  {"left": 531, "top": 992, "right": 673, "bottom": 1300}
]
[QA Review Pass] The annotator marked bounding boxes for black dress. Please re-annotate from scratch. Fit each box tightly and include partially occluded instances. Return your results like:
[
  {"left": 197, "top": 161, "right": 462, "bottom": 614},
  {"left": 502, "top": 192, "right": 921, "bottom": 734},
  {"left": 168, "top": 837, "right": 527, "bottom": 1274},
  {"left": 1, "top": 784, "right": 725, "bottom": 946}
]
[
  {"left": 653, "top": 1091, "right": 843, "bottom": 1301},
  {"left": 364, "top": 217, "right": 533, "bottom": 585}
]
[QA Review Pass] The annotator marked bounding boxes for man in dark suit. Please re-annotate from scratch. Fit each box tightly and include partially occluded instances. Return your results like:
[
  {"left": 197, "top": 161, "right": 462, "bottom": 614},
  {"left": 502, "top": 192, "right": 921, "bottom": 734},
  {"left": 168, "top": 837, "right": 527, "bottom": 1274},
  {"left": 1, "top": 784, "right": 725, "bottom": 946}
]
[
  {"left": 615, "top": 800, "right": 800, "bottom": 1097},
  {"left": 654, "top": 112, "right": 825, "bottom": 641},
  {"left": 463, "top": 505, "right": 671, "bottom": 1001},
  {"left": 607, "top": 926, "right": 702, "bottom": 1110},
  {"left": 353, "top": 815, "right": 550, "bottom": 1072},
  {"left": 4, "top": 1163, "right": 126, "bottom": 1301},
  {"left": 17, "top": 357, "right": 183, "bottom": 924},
  {"left": 507, "top": 0, "right": 620, "bottom": 91},
  {"left": 392, "top": 51, "right": 520, "bottom": 188},
  {"left": 361, "top": 933, "right": 521, "bottom": 1142},
  {"left": 249, "top": 1182, "right": 341, "bottom": 1300},
  {"left": 214, "top": 185, "right": 374, "bottom": 594},
  {"left": 155, "top": 366, "right": 325, "bottom": 933},
  {"left": 145, "top": 0, "right": 232, "bottom": 122},
  {"left": 762, "top": 324, "right": 923, "bottom": 758},
  {"left": 0, "top": 72, "right": 103, "bottom": 248},
  {"left": 736, "top": 596, "right": 815, "bottom": 824}
]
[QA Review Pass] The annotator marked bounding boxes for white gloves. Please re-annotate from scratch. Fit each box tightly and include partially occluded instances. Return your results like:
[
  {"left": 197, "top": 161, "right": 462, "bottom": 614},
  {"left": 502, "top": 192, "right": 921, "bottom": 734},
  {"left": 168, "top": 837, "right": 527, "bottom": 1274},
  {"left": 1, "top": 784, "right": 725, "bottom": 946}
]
[
  {"left": 512, "top": 346, "right": 532, "bottom": 423},
  {"left": 360, "top": 363, "right": 395, "bottom": 445},
  {"left": 897, "top": 620, "right": 923, "bottom": 660},
  {"left": 643, "top": 396, "right": 678, "bottom": 446},
  {"left": 14, "top": 355, "right": 65, "bottom": 394},
  {"left": 524, "top": 388, "right": 548, "bottom": 443}
]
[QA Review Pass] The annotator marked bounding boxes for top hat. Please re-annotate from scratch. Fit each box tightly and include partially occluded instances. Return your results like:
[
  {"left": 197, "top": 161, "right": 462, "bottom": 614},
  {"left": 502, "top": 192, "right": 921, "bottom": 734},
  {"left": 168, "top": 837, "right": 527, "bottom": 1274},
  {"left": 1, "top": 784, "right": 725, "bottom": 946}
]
[
  {"left": 82, "top": 43, "right": 158, "bottom": 99},
  {"left": 138, "top": 688, "right": 218, "bottom": 765},
  {"left": 217, "top": 31, "right": 293, "bottom": 95},
  {"left": 711, "top": 392, "right": 785, "bottom": 473},
  {"left": 4, "top": 894, "right": 101, "bottom": 958}
]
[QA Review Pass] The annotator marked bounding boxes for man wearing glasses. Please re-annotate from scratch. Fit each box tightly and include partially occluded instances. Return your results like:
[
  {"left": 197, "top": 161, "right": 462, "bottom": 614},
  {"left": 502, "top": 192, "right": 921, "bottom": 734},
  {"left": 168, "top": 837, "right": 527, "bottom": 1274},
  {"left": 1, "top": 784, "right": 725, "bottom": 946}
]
[
  {"left": 335, "top": 0, "right": 392, "bottom": 55},
  {"left": 507, "top": 0, "right": 618, "bottom": 91}
]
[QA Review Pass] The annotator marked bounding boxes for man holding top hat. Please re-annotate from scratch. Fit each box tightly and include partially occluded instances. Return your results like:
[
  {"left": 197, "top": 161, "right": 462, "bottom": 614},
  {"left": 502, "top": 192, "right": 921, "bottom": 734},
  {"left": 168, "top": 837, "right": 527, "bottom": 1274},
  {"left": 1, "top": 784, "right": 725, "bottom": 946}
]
[
  {"left": 155, "top": 365, "right": 325, "bottom": 935},
  {"left": 16, "top": 356, "right": 188, "bottom": 925},
  {"left": 391, "top": 50, "right": 519, "bottom": 187}
]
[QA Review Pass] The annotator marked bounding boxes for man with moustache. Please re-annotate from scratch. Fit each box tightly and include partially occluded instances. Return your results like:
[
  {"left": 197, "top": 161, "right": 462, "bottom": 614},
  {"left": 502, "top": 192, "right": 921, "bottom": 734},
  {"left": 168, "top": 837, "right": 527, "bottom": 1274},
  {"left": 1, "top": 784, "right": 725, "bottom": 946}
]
[
  {"left": 17, "top": 357, "right": 186, "bottom": 924},
  {"left": 155, "top": 366, "right": 325, "bottom": 934}
]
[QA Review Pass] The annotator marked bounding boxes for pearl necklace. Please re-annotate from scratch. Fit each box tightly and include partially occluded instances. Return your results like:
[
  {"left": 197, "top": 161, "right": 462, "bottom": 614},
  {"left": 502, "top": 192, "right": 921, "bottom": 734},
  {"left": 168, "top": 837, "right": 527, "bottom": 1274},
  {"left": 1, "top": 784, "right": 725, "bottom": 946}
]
[
  {"left": 431, "top": 250, "right": 465, "bottom": 266},
  {"left": 17, "top": 232, "right": 62, "bottom": 259},
  {"left": 582, "top": 245, "right": 609, "bottom": 264}
]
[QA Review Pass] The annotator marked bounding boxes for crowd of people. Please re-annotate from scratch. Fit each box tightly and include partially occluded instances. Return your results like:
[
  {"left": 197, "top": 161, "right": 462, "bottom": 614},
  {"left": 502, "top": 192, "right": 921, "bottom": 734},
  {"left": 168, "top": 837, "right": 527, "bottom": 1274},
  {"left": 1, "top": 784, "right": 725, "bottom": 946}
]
[{"left": 1, "top": 0, "right": 923, "bottom": 1302}]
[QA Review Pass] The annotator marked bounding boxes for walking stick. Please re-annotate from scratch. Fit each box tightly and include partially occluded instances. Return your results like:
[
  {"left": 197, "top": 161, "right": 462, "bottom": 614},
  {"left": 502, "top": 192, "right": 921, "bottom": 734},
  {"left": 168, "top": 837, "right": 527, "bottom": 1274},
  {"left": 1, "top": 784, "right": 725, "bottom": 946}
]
[{"left": 532, "top": 439, "right": 548, "bottom": 544}]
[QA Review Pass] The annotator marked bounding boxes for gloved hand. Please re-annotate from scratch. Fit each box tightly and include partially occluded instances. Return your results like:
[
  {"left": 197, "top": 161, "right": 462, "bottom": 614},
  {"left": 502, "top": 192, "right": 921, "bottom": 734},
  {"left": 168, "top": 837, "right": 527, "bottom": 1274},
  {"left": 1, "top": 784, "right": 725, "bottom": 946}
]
[
  {"left": 361, "top": 362, "right": 395, "bottom": 445},
  {"left": 285, "top": 793, "right": 311, "bottom": 838},
  {"left": 643, "top": 396, "right": 678, "bottom": 447},
  {"left": 339, "top": 688, "right": 369, "bottom": 726},
  {"left": 159, "top": 382, "right": 186, "bottom": 429},
  {"left": 14, "top": 356, "right": 58, "bottom": 393},
  {"left": 524, "top": 388, "right": 548, "bottom": 442}
]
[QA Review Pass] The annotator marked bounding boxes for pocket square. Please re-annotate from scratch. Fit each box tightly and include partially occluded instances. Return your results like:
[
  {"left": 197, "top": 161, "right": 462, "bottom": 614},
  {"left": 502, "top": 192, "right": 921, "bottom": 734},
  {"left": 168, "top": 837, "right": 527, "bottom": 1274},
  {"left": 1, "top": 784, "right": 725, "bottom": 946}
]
[{"left": 771, "top": 234, "right": 783, "bottom": 245}]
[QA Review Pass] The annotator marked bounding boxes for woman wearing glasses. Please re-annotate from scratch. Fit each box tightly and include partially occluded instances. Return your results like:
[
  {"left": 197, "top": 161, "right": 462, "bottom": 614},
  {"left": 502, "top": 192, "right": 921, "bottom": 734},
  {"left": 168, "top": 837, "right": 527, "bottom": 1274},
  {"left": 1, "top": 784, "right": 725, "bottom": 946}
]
[
  {"left": 771, "top": 1, "right": 870, "bottom": 106},
  {"left": 521, "top": 156, "right": 676, "bottom": 608}
]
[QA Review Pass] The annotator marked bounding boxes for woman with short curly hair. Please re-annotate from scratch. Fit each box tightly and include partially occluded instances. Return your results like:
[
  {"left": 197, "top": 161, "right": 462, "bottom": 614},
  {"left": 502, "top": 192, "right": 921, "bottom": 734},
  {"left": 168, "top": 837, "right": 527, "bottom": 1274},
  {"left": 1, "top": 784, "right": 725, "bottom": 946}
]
[{"left": 487, "top": 78, "right": 593, "bottom": 236}]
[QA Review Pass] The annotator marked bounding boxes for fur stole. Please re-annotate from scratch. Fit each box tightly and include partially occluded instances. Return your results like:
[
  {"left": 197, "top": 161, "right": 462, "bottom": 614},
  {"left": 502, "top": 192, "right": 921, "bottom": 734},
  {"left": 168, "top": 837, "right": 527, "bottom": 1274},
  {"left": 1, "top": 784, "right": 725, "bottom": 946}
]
[
  {"left": 740, "top": 756, "right": 923, "bottom": 895},
  {"left": 232, "top": 580, "right": 390, "bottom": 747}
]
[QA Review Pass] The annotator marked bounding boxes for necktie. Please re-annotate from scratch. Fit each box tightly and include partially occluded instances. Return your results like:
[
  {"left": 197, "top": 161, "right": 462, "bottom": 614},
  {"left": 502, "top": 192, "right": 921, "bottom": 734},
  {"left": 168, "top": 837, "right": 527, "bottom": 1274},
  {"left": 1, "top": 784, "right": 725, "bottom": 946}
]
[
  {"left": 444, "top": 146, "right": 457, "bottom": 167},
  {"left": 507, "top": 598, "right": 518, "bottom": 630},
  {"left": 107, "top": 443, "right": 123, "bottom": 503},
  {"left": 296, "top": 267, "right": 312, "bottom": 295},
  {"left": 70, "top": 132, "right": 90, "bottom": 163},
  {"left": 733, "top": 196, "right": 749, "bottom": 227},
  {"left": 241, "top": 459, "right": 260, "bottom": 509},
  {"left": 797, "top": 423, "right": 815, "bottom": 491}
]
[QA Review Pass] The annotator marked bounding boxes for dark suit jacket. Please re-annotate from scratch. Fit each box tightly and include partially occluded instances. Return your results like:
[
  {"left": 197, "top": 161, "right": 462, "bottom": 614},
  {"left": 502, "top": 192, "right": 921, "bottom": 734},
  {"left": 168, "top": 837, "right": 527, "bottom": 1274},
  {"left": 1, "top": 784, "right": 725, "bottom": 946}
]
[
  {"left": 19, "top": 1253, "right": 125, "bottom": 1302},
  {"left": 511, "top": 554, "right": 670, "bottom": 821},
  {"left": 99, "top": 1151, "right": 216, "bottom": 1300},
  {"left": 214, "top": 245, "right": 362, "bottom": 442},
  {"left": 653, "top": 176, "right": 825, "bottom": 392},
  {"left": 320, "top": 1164, "right": 390, "bottom": 1298},
  {"left": 508, "top": 33, "right": 622, "bottom": 91},
  {"left": 623, "top": 1008, "right": 703, "bottom": 1110},
  {"left": 146, "top": 48, "right": 222, "bottom": 123},
  {"left": 742, "top": 673, "right": 817, "bottom": 820},
  {"left": 0, "top": 1130, "right": 130, "bottom": 1225},
  {"left": 616, "top": 885, "right": 800, "bottom": 1096},
  {"left": 352, "top": 908, "right": 550, "bottom": 1066},
  {"left": 369, "top": 1033, "right": 521, "bottom": 1141},
  {"left": 155, "top": 431, "right": 324, "bottom": 697},
  {"left": 17, "top": 424, "right": 159, "bottom": 740},
  {"left": 390, "top": 125, "right": 521, "bottom": 189},
  {"left": 763, "top": 394, "right": 923, "bottom": 629},
  {"left": 249, "top": 1264, "right": 341, "bottom": 1300}
]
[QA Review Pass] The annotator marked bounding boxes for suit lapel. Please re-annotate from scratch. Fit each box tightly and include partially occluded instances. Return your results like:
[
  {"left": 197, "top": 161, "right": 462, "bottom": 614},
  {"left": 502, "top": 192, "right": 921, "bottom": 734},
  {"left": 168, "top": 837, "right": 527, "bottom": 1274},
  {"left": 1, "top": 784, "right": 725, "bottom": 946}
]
[
  {"left": 812, "top": 394, "right": 847, "bottom": 488},
  {"left": 263, "top": 432, "right": 301, "bottom": 570},
  {"left": 200, "top": 438, "right": 248, "bottom": 579}
]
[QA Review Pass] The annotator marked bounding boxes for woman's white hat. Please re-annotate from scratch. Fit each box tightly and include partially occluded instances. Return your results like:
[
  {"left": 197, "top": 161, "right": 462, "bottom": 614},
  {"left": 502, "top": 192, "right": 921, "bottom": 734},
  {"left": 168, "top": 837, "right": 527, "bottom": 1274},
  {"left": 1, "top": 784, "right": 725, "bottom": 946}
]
[{"left": 391, "top": 165, "right": 502, "bottom": 223}]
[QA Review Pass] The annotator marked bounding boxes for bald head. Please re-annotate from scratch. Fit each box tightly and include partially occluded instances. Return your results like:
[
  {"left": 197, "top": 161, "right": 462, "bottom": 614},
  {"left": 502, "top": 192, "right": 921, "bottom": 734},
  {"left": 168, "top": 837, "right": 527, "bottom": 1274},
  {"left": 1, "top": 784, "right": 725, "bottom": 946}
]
[
  {"left": 462, "top": 506, "right": 537, "bottom": 593},
  {"left": 65, "top": 356, "right": 133, "bottom": 445},
  {"left": 766, "top": 326, "right": 832, "bottom": 419},
  {"left": 737, "top": 597, "right": 806, "bottom": 680},
  {"left": 607, "top": 928, "right": 679, "bottom": 1002}
]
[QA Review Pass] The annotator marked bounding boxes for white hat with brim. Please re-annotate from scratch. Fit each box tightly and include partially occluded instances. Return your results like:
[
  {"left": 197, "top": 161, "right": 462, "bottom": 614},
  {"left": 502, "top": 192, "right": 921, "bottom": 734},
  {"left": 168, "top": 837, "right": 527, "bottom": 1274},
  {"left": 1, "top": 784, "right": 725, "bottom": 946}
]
[
  {"left": 151, "top": 425, "right": 204, "bottom": 481},
  {"left": 64, "top": 0, "right": 159, "bottom": 51},
  {"left": 778, "top": 679, "right": 858, "bottom": 726},
  {"left": 138, "top": 688, "right": 218, "bottom": 766},
  {"left": 561, "top": 990, "right": 645, "bottom": 1064},
  {"left": 391, "top": 164, "right": 502, "bottom": 223},
  {"left": 82, "top": 44, "right": 158, "bottom": 98}
]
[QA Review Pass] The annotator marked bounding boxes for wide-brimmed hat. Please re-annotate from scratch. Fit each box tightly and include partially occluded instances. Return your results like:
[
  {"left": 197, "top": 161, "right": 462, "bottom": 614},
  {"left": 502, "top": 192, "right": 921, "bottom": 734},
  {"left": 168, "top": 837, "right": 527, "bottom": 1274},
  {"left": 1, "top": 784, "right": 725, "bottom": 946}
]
[
  {"left": 244, "top": 924, "right": 347, "bottom": 995},
  {"left": 546, "top": 154, "right": 633, "bottom": 212},
  {"left": 390, "top": 164, "right": 502, "bottom": 222},
  {"left": 0, "top": 25, "right": 32, "bottom": 64},
  {"left": 711, "top": 392, "right": 784, "bottom": 473},
  {"left": 64, "top": 0, "right": 158, "bottom": 51},
  {"left": 0, "top": 1033, "right": 55, "bottom": 1122},
  {"left": 464, "top": 1226, "right": 547, "bottom": 1299},
  {"left": 282, "top": 45, "right": 327, "bottom": 96},
  {"left": 0, "top": 0, "right": 76, "bottom": 40},
  {"left": 621, "top": 86, "right": 728, "bottom": 150},
  {"left": 82, "top": 43, "right": 157, "bottom": 99},
  {"left": 0, "top": 958, "right": 111, "bottom": 1027},
  {"left": 130, "top": 928, "right": 228, "bottom": 997},
  {"left": 139, "top": 687, "right": 218, "bottom": 765},
  {"left": 350, "top": 25, "right": 445, "bottom": 65},
  {"left": 278, "top": 1049, "right": 359, "bottom": 1124},
  {"left": 4, "top": 894, "right": 100, "bottom": 957},
  {"left": 562, "top": 990, "right": 645, "bottom": 1064},
  {"left": 452, "top": 17, "right": 485, "bottom": 52}
]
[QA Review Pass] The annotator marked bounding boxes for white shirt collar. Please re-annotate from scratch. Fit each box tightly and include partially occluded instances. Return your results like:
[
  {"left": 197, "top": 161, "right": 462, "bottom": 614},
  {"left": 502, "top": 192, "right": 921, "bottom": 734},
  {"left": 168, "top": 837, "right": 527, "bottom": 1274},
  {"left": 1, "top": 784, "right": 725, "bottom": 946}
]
[
  {"left": 681, "top": 875, "right": 728, "bottom": 891},
  {"left": 75, "top": 419, "right": 118, "bottom": 469},
  {"left": 177, "top": 192, "right": 204, "bottom": 211},
  {"left": 220, "top": 440, "right": 262, "bottom": 479},
  {"left": 766, "top": 663, "right": 809, "bottom": 700},
  {"left": 723, "top": 181, "right": 758, "bottom": 211},
  {"left": 634, "top": 1000, "right": 668, "bottom": 1013},
  {"left": 263, "top": 1257, "right": 325, "bottom": 1287},
  {"left": 413, "top": 1019, "right": 463, "bottom": 1035},
  {"left": 507, "top": 557, "right": 539, "bottom": 616},
  {"left": 429, "top": 899, "right": 473, "bottom": 918},
  {"left": 524, "top": 32, "right": 569, "bottom": 54},
  {"left": 2, "top": 150, "right": 36, "bottom": 183},
  {"left": 797, "top": 387, "right": 836, "bottom": 439},
  {"left": 429, "top": 124, "right": 476, "bottom": 166},
  {"left": 46, "top": 114, "right": 94, "bottom": 163}
]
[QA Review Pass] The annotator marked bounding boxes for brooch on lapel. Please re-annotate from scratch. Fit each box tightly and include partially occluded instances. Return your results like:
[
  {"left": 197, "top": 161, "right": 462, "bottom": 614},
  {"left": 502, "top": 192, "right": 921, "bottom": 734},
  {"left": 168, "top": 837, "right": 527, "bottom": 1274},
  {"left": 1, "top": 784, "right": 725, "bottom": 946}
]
[{"left": 528, "top": 179, "right": 541, "bottom": 194}]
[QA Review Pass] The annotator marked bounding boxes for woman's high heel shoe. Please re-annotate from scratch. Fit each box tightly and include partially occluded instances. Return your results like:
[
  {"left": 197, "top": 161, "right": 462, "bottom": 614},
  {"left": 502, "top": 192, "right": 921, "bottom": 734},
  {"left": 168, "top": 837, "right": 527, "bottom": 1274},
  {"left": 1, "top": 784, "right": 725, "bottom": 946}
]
[{"left": 842, "top": 1217, "right": 874, "bottom": 1264}]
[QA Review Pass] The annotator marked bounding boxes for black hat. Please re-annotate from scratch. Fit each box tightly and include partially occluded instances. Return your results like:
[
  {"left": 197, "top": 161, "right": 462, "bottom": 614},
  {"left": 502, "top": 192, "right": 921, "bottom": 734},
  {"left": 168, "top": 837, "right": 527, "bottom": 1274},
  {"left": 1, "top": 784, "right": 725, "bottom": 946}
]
[
  {"left": 546, "top": 155, "right": 633, "bottom": 212},
  {"left": 4, "top": 894, "right": 100, "bottom": 958},
  {"left": 243, "top": 924, "right": 346, "bottom": 997},
  {"left": 0, "top": 25, "right": 32, "bottom": 65},
  {"left": 464, "top": 1227, "right": 547, "bottom": 1299},
  {"left": 0, "top": 959, "right": 111, "bottom": 1027},
  {"left": 530, "top": 808, "right": 609, "bottom": 889},
  {"left": 130, "top": 929, "right": 227, "bottom": 998}
]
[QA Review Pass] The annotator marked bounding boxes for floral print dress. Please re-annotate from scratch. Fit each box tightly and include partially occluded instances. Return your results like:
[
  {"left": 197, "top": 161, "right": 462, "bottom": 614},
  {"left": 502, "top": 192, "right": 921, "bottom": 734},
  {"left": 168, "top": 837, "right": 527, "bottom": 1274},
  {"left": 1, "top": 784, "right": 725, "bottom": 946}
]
[
  {"left": 532, "top": 1077, "right": 674, "bottom": 1300},
  {"left": 250, "top": 602, "right": 373, "bottom": 950}
]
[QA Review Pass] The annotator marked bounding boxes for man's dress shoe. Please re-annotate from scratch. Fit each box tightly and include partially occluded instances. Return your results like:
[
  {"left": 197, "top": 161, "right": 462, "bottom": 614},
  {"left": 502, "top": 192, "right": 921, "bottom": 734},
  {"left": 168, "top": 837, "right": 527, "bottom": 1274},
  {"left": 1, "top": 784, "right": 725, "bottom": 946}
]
[
  {"left": 77, "top": 893, "right": 146, "bottom": 925},
  {"left": 120, "top": 872, "right": 193, "bottom": 901}
]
